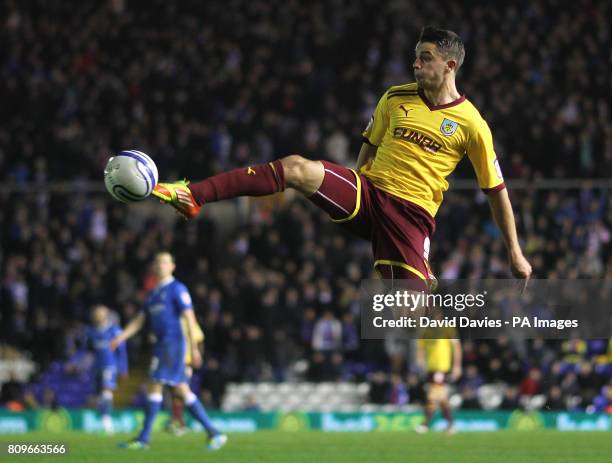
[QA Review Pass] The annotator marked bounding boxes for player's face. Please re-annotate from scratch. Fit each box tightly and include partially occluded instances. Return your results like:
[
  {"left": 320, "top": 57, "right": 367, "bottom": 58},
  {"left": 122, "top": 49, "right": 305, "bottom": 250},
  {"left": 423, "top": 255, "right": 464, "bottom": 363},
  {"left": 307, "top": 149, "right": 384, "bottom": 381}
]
[
  {"left": 413, "top": 42, "right": 448, "bottom": 89},
  {"left": 92, "top": 306, "right": 108, "bottom": 326},
  {"left": 153, "top": 254, "right": 175, "bottom": 279}
]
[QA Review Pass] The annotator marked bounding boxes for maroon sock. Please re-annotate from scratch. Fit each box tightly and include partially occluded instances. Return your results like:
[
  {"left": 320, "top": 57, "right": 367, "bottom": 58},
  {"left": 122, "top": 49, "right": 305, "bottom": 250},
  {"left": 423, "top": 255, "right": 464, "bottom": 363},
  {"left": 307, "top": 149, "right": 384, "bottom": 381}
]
[
  {"left": 189, "top": 160, "right": 285, "bottom": 205},
  {"left": 172, "top": 400, "right": 182, "bottom": 421}
]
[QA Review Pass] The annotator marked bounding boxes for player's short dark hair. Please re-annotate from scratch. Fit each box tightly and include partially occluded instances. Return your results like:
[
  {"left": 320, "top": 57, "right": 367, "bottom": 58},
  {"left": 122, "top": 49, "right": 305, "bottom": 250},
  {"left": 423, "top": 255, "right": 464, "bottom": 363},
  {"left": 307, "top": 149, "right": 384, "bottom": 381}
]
[{"left": 418, "top": 26, "right": 465, "bottom": 71}]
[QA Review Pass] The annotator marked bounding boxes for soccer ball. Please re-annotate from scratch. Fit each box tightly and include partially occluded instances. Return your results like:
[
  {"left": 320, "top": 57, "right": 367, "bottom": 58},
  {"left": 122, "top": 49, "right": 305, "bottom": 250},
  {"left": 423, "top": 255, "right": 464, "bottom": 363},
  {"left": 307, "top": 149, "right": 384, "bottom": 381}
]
[{"left": 104, "top": 150, "right": 158, "bottom": 203}]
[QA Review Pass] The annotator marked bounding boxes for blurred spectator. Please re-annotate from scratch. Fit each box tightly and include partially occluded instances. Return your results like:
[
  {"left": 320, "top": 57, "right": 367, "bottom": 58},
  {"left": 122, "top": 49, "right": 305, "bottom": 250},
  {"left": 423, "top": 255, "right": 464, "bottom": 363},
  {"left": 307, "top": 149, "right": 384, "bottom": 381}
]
[
  {"left": 499, "top": 386, "right": 520, "bottom": 410},
  {"left": 592, "top": 383, "right": 612, "bottom": 414},
  {"left": 576, "top": 362, "right": 603, "bottom": 406},
  {"left": 406, "top": 373, "right": 426, "bottom": 405},
  {"left": 519, "top": 368, "right": 542, "bottom": 397},
  {"left": 461, "top": 364, "right": 484, "bottom": 390},
  {"left": 312, "top": 310, "right": 342, "bottom": 353},
  {"left": 341, "top": 313, "right": 360, "bottom": 360},
  {"left": 544, "top": 386, "right": 566, "bottom": 411},
  {"left": 389, "top": 374, "right": 409, "bottom": 406},
  {"left": 241, "top": 394, "right": 261, "bottom": 412},
  {"left": 368, "top": 372, "right": 389, "bottom": 405},
  {"left": 200, "top": 358, "right": 227, "bottom": 410},
  {"left": 41, "top": 388, "right": 60, "bottom": 410},
  {"left": 460, "top": 385, "right": 481, "bottom": 410},
  {"left": 0, "top": 375, "right": 25, "bottom": 411}
]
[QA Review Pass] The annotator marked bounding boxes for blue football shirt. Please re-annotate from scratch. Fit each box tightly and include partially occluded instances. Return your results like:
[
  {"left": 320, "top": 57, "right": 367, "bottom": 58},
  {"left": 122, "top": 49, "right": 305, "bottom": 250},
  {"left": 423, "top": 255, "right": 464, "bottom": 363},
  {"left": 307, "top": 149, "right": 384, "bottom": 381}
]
[
  {"left": 142, "top": 278, "right": 193, "bottom": 343},
  {"left": 86, "top": 323, "right": 128, "bottom": 374}
]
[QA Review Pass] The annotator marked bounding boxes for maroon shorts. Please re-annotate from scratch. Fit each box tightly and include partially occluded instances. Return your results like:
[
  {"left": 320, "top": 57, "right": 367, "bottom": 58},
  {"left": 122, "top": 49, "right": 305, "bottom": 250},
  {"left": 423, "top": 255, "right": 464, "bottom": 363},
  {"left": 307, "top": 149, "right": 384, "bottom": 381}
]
[{"left": 309, "top": 161, "right": 436, "bottom": 285}]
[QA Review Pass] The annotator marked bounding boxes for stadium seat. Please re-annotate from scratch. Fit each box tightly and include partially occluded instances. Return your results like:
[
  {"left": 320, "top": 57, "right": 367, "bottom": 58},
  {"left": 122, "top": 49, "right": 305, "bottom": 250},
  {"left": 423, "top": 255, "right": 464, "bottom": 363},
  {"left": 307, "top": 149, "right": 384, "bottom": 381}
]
[
  {"left": 222, "top": 381, "right": 373, "bottom": 412},
  {"left": 478, "top": 384, "right": 504, "bottom": 410}
]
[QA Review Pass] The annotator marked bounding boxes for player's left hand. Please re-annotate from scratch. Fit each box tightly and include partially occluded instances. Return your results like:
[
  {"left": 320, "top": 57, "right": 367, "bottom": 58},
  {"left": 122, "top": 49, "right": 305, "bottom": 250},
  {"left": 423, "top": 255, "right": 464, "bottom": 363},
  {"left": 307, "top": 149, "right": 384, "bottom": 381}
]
[
  {"left": 191, "top": 348, "right": 203, "bottom": 369},
  {"left": 509, "top": 251, "right": 532, "bottom": 291}
]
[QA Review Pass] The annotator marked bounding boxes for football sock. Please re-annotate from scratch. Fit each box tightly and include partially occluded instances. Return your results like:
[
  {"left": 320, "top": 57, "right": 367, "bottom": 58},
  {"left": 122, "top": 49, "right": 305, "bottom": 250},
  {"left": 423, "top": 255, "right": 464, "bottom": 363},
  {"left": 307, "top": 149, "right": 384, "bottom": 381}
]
[
  {"left": 185, "top": 392, "right": 218, "bottom": 437},
  {"left": 98, "top": 391, "right": 113, "bottom": 417},
  {"left": 138, "top": 393, "right": 163, "bottom": 443},
  {"left": 172, "top": 399, "right": 186, "bottom": 426},
  {"left": 189, "top": 160, "right": 285, "bottom": 205}
]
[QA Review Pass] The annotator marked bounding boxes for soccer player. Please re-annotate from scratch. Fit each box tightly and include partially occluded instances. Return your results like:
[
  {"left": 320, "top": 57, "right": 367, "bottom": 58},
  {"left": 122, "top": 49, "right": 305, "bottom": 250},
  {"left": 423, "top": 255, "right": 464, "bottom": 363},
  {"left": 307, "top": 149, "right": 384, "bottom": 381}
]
[
  {"left": 86, "top": 304, "right": 128, "bottom": 434},
  {"left": 111, "top": 252, "right": 227, "bottom": 451},
  {"left": 414, "top": 329, "right": 462, "bottom": 434},
  {"left": 151, "top": 26, "right": 531, "bottom": 286},
  {"left": 165, "top": 315, "right": 205, "bottom": 436}
]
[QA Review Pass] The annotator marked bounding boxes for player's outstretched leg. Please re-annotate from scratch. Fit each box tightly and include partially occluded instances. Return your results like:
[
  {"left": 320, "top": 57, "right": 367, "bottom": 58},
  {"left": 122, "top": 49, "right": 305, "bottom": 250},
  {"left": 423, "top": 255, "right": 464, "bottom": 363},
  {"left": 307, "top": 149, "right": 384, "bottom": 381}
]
[
  {"left": 152, "top": 155, "right": 324, "bottom": 219},
  {"left": 175, "top": 384, "right": 227, "bottom": 451}
]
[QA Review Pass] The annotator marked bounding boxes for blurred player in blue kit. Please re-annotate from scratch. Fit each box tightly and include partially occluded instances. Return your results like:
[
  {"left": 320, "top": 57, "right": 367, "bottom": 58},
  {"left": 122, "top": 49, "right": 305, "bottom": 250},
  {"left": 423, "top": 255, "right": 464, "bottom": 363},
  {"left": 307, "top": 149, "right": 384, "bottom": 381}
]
[
  {"left": 111, "top": 252, "right": 227, "bottom": 451},
  {"left": 86, "top": 304, "right": 128, "bottom": 434}
]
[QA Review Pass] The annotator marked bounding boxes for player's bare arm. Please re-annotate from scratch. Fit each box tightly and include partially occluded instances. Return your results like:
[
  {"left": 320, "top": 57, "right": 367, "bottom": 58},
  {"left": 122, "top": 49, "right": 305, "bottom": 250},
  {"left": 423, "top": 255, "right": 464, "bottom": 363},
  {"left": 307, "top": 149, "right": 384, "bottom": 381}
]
[
  {"left": 451, "top": 339, "right": 462, "bottom": 381},
  {"left": 486, "top": 188, "right": 532, "bottom": 281},
  {"left": 110, "top": 312, "right": 145, "bottom": 351},
  {"left": 183, "top": 309, "right": 203, "bottom": 369},
  {"left": 356, "top": 142, "right": 377, "bottom": 171}
]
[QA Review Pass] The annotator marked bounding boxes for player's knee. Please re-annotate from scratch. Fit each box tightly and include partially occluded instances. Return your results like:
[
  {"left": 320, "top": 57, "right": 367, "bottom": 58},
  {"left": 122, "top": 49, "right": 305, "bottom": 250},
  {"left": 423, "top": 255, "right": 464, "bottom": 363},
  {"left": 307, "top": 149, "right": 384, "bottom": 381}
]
[
  {"left": 148, "top": 383, "right": 163, "bottom": 395},
  {"left": 281, "top": 155, "right": 323, "bottom": 194},
  {"left": 173, "top": 383, "right": 191, "bottom": 398},
  {"left": 281, "top": 155, "right": 309, "bottom": 186}
]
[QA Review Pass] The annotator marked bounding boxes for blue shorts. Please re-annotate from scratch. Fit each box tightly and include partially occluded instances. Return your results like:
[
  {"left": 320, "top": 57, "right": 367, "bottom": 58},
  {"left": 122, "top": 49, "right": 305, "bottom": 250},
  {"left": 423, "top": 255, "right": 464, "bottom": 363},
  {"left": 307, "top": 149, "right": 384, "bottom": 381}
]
[
  {"left": 96, "top": 366, "right": 118, "bottom": 391},
  {"left": 150, "top": 339, "right": 187, "bottom": 386}
]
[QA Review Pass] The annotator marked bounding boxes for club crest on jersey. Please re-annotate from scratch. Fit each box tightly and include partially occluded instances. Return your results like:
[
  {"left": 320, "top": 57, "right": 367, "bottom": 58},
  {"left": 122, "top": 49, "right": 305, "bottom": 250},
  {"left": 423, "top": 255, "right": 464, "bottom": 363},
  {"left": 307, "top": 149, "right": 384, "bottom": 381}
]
[{"left": 440, "top": 118, "right": 459, "bottom": 137}]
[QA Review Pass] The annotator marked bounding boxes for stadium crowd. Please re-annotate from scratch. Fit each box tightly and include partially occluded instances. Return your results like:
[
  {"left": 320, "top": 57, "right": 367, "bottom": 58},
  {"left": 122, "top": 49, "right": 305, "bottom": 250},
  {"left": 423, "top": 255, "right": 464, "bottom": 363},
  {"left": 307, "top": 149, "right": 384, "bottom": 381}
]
[
  {"left": 1, "top": 0, "right": 612, "bottom": 412},
  {"left": 2, "top": 187, "right": 612, "bottom": 412},
  {"left": 1, "top": 0, "right": 610, "bottom": 183}
]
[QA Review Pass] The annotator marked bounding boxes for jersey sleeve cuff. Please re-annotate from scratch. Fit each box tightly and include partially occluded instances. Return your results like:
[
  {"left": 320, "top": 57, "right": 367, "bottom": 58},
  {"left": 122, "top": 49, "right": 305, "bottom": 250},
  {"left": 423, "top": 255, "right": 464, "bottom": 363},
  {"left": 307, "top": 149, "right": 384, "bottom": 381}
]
[
  {"left": 481, "top": 182, "right": 506, "bottom": 194},
  {"left": 362, "top": 136, "right": 378, "bottom": 147}
]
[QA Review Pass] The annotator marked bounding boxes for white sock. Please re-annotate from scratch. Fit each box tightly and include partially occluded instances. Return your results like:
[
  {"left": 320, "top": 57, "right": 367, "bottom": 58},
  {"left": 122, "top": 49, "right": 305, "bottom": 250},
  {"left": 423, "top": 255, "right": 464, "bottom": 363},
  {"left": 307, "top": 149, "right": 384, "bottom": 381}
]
[
  {"left": 148, "top": 393, "right": 163, "bottom": 403},
  {"left": 102, "top": 415, "right": 114, "bottom": 433},
  {"left": 184, "top": 392, "right": 197, "bottom": 405}
]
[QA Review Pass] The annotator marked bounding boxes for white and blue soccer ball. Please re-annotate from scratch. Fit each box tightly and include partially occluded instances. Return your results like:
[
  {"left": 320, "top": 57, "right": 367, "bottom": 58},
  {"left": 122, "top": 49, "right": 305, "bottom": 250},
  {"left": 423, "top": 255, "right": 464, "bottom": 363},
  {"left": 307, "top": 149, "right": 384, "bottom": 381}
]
[{"left": 104, "top": 150, "right": 158, "bottom": 203}]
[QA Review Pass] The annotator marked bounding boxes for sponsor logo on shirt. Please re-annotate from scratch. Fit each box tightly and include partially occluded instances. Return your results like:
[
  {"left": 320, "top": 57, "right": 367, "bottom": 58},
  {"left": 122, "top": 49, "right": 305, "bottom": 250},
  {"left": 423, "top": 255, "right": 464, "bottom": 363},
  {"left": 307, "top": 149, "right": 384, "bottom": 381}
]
[{"left": 393, "top": 127, "right": 442, "bottom": 153}]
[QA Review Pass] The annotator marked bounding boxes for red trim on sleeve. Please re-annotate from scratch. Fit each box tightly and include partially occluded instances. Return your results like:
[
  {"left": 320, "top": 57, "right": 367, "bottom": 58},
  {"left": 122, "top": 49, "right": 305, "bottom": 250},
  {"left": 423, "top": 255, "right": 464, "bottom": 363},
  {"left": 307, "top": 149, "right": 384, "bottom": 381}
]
[{"left": 482, "top": 183, "right": 506, "bottom": 194}]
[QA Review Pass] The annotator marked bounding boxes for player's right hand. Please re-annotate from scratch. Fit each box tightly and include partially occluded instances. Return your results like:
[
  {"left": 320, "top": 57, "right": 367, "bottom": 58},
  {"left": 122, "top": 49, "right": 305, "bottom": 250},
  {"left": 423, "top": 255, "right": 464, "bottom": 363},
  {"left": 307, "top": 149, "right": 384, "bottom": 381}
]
[
  {"left": 191, "top": 348, "right": 203, "bottom": 369},
  {"left": 451, "top": 365, "right": 462, "bottom": 382},
  {"left": 110, "top": 337, "right": 121, "bottom": 351}
]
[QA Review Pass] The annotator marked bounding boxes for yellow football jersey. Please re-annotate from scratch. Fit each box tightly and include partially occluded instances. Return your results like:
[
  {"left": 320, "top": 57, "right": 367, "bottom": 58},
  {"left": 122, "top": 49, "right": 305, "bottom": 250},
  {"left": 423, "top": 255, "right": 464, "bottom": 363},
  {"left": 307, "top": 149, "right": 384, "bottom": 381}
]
[
  {"left": 181, "top": 317, "right": 205, "bottom": 365},
  {"left": 417, "top": 335, "right": 457, "bottom": 373},
  {"left": 361, "top": 83, "right": 504, "bottom": 217}
]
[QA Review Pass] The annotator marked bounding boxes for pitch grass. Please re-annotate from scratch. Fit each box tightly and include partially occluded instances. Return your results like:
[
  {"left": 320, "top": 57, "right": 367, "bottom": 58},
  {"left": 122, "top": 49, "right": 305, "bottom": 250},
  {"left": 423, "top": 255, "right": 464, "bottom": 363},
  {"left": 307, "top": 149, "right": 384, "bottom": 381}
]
[{"left": 2, "top": 430, "right": 612, "bottom": 463}]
